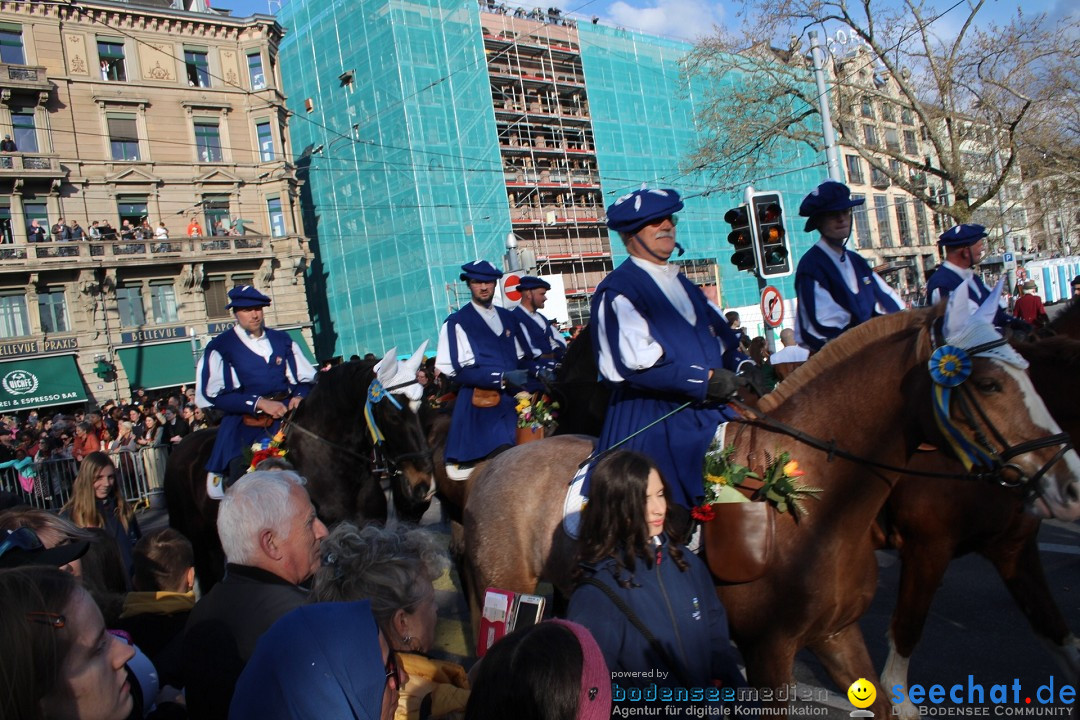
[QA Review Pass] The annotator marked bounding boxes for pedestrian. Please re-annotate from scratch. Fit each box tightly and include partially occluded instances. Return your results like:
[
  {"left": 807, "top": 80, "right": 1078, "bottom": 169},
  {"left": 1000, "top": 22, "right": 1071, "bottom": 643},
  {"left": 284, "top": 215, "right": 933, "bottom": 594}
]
[
  {"left": 1013, "top": 280, "right": 1049, "bottom": 328},
  {"left": 794, "top": 180, "right": 903, "bottom": 352},
  {"left": 61, "top": 451, "right": 141, "bottom": 577}
]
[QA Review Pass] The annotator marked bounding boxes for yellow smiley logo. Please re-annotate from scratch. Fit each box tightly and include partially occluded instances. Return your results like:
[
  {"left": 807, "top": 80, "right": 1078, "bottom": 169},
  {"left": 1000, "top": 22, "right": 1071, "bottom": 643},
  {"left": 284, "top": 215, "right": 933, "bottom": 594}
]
[{"left": 848, "top": 678, "right": 876, "bottom": 709}]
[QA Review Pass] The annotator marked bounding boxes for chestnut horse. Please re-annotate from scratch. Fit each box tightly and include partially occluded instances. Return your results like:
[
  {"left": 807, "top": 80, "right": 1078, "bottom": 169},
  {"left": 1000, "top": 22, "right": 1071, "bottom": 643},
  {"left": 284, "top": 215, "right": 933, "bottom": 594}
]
[
  {"left": 463, "top": 299, "right": 1080, "bottom": 717},
  {"left": 165, "top": 349, "right": 435, "bottom": 589},
  {"left": 883, "top": 304, "right": 1080, "bottom": 718}
]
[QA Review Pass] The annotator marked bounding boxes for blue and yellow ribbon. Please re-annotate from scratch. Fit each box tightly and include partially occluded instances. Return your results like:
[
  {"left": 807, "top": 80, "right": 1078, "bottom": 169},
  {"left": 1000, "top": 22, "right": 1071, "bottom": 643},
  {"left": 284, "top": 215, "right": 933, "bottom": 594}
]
[
  {"left": 928, "top": 345, "right": 995, "bottom": 471},
  {"left": 364, "top": 379, "right": 402, "bottom": 445}
]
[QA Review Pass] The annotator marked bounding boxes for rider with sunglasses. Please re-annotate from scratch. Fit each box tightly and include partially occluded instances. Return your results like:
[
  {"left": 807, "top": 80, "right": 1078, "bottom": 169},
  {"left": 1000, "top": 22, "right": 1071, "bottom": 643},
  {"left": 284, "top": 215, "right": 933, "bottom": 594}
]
[{"left": 587, "top": 187, "right": 750, "bottom": 518}]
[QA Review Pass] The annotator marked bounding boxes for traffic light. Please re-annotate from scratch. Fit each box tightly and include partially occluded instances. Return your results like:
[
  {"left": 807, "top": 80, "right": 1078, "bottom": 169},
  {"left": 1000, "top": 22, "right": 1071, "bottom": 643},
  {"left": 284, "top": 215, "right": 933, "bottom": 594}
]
[
  {"left": 94, "top": 360, "right": 117, "bottom": 382},
  {"left": 724, "top": 205, "right": 757, "bottom": 273},
  {"left": 749, "top": 191, "right": 792, "bottom": 279}
]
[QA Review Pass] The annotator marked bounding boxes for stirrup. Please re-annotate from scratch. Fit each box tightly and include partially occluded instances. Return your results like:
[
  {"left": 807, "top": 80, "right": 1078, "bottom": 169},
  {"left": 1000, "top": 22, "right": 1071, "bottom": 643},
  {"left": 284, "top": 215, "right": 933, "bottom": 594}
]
[{"left": 206, "top": 472, "right": 225, "bottom": 500}]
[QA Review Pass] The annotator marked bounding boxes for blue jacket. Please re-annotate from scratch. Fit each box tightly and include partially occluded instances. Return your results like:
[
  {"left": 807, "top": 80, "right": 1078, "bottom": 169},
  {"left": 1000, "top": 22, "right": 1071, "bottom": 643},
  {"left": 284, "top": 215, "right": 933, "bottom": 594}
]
[
  {"left": 794, "top": 244, "right": 902, "bottom": 352},
  {"left": 511, "top": 305, "right": 566, "bottom": 362},
  {"left": 200, "top": 327, "right": 313, "bottom": 474},
  {"left": 566, "top": 537, "right": 744, "bottom": 698},
  {"left": 442, "top": 303, "right": 530, "bottom": 464},
  {"left": 589, "top": 259, "right": 744, "bottom": 508},
  {"left": 924, "top": 264, "right": 1021, "bottom": 330}
]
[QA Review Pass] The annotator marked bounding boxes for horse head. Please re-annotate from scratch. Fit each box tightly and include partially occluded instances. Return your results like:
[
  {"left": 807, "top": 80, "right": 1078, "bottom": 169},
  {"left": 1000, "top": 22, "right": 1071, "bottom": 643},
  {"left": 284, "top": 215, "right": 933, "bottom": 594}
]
[
  {"left": 371, "top": 342, "right": 436, "bottom": 519},
  {"left": 925, "top": 282, "right": 1080, "bottom": 520}
]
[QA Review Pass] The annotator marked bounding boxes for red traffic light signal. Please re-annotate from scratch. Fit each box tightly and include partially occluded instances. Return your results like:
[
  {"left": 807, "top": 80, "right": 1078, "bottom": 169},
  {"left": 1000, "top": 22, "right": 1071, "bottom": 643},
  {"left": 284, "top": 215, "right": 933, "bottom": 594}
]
[
  {"left": 749, "top": 193, "right": 792, "bottom": 279},
  {"left": 725, "top": 205, "right": 756, "bottom": 273}
]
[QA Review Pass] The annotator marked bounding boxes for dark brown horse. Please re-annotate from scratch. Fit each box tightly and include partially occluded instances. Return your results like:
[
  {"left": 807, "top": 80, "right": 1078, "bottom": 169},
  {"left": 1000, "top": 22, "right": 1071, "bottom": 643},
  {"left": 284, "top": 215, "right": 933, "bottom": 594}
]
[
  {"left": 165, "top": 349, "right": 435, "bottom": 589},
  {"left": 463, "top": 299, "right": 1080, "bottom": 717},
  {"left": 882, "top": 303, "right": 1080, "bottom": 718}
]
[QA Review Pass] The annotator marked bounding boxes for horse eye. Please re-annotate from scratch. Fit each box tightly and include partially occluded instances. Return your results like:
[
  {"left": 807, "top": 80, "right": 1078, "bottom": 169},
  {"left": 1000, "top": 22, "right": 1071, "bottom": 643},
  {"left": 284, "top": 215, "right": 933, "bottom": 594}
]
[{"left": 974, "top": 378, "right": 1002, "bottom": 393}]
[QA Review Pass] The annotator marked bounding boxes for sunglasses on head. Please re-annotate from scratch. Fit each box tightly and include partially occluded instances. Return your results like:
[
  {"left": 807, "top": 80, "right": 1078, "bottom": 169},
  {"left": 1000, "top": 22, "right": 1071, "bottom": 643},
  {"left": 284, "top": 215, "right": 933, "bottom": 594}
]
[{"left": 0, "top": 527, "right": 43, "bottom": 560}]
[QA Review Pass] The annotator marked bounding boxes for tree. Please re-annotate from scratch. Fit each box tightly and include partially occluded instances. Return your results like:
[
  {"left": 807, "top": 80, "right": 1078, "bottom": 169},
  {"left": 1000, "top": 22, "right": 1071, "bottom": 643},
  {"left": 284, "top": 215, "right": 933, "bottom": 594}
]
[{"left": 685, "top": 0, "right": 1080, "bottom": 224}]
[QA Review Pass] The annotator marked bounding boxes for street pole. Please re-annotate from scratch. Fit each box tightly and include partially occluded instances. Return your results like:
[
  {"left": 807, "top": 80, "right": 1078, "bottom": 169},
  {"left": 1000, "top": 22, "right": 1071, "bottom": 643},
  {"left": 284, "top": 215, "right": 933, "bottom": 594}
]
[
  {"left": 809, "top": 31, "right": 843, "bottom": 183},
  {"left": 745, "top": 185, "right": 777, "bottom": 353},
  {"left": 990, "top": 146, "right": 1016, "bottom": 294}
]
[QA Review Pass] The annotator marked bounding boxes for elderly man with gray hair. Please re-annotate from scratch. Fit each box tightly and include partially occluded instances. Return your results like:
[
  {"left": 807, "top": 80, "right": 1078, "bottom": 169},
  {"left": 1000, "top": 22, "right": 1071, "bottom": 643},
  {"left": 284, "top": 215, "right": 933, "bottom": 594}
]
[{"left": 181, "top": 470, "right": 328, "bottom": 720}]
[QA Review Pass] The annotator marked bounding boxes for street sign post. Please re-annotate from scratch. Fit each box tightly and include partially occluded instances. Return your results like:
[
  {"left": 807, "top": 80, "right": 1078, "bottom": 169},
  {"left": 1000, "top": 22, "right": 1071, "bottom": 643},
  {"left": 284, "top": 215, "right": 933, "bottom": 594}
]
[{"left": 760, "top": 285, "right": 784, "bottom": 328}]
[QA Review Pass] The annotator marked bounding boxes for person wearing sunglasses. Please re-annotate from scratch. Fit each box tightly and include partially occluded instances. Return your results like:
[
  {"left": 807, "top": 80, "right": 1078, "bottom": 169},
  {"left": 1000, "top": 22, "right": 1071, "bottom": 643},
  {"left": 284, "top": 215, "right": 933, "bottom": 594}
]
[
  {"left": 230, "top": 600, "right": 405, "bottom": 720},
  {"left": 586, "top": 186, "right": 750, "bottom": 519},
  {"left": 0, "top": 565, "right": 135, "bottom": 720}
]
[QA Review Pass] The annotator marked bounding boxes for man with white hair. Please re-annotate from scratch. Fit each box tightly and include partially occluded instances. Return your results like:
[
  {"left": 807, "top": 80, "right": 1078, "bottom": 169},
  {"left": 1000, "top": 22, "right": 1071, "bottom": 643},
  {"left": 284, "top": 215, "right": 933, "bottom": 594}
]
[{"left": 181, "top": 470, "right": 328, "bottom": 720}]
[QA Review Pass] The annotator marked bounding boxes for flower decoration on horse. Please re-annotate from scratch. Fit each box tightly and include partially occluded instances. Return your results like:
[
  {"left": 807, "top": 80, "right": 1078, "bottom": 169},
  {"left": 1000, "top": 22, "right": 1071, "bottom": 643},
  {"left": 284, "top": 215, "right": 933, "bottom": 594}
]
[
  {"left": 246, "top": 430, "right": 287, "bottom": 471},
  {"left": 693, "top": 442, "right": 820, "bottom": 521},
  {"left": 514, "top": 391, "right": 559, "bottom": 432}
]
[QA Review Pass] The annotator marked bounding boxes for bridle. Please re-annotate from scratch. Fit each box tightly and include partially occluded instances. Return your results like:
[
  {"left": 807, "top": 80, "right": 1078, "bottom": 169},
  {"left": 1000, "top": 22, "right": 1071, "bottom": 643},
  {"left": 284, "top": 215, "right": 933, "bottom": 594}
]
[{"left": 727, "top": 336, "right": 1073, "bottom": 502}]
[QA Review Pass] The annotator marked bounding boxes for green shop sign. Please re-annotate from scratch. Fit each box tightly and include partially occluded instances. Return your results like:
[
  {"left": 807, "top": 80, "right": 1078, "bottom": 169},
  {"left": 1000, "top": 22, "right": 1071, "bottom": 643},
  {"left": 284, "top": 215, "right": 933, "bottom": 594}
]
[{"left": 0, "top": 356, "right": 88, "bottom": 411}]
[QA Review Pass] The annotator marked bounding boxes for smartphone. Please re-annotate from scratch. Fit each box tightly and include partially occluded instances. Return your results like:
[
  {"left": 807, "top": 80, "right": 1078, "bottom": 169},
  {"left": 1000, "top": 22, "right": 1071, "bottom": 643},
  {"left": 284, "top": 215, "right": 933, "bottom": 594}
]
[{"left": 511, "top": 593, "right": 546, "bottom": 631}]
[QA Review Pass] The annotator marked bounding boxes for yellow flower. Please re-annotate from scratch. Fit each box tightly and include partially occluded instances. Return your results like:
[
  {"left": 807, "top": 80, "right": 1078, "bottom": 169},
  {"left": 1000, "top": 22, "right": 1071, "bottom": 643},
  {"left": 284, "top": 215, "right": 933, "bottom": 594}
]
[
  {"left": 783, "top": 460, "right": 804, "bottom": 477},
  {"left": 706, "top": 473, "right": 728, "bottom": 487}
]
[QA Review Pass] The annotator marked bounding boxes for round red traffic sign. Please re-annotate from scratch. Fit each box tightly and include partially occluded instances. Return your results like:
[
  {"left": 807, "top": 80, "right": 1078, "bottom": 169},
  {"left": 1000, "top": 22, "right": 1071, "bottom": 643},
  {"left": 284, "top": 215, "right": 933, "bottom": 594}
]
[
  {"left": 760, "top": 285, "right": 784, "bottom": 328},
  {"left": 504, "top": 274, "right": 522, "bottom": 302}
]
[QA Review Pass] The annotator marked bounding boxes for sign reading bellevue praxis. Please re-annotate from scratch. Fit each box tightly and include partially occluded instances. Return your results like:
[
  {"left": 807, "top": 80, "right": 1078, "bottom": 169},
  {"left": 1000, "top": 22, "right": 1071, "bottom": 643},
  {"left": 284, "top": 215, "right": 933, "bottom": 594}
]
[{"left": 0, "top": 337, "right": 79, "bottom": 359}]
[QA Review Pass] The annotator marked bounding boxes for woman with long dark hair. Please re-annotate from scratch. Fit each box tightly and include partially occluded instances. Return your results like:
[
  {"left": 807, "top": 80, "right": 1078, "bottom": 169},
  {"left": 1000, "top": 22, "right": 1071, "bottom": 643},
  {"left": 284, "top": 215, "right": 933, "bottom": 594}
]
[
  {"left": 566, "top": 450, "right": 744, "bottom": 703},
  {"left": 61, "top": 452, "right": 140, "bottom": 577}
]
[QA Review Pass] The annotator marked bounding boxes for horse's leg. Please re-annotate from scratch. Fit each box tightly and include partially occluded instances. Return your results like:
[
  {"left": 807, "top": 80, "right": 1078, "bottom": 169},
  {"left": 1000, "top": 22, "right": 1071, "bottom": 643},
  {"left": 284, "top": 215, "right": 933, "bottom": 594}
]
[
  {"left": 883, "top": 540, "right": 956, "bottom": 720},
  {"left": 807, "top": 623, "right": 890, "bottom": 719},
  {"left": 981, "top": 522, "right": 1080, "bottom": 683},
  {"left": 740, "top": 635, "right": 798, "bottom": 712}
]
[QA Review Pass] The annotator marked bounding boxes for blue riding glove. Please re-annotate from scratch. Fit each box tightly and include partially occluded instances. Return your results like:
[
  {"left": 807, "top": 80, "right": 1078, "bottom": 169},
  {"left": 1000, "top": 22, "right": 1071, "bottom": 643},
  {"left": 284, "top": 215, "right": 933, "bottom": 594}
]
[
  {"left": 502, "top": 369, "right": 529, "bottom": 388},
  {"left": 533, "top": 367, "right": 557, "bottom": 385}
]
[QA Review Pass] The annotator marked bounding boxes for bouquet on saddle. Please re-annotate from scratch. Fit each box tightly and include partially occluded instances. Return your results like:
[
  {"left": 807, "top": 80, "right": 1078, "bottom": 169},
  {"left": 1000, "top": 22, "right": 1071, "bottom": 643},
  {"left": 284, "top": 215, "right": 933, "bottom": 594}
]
[
  {"left": 514, "top": 391, "right": 559, "bottom": 432},
  {"left": 693, "top": 442, "right": 820, "bottom": 521},
  {"left": 245, "top": 431, "right": 287, "bottom": 472}
]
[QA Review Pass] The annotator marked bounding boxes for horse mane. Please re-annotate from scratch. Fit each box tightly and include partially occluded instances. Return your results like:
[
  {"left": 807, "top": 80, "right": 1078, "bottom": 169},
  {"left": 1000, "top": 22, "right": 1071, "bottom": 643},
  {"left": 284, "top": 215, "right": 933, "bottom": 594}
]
[
  {"left": 294, "top": 359, "right": 377, "bottom": 429},
  {"left": 1015, "top": 334, "right": 1080, "bottom": 367},
  {"left": 759, "top": 307, "right": 937, "bottom": 412}
]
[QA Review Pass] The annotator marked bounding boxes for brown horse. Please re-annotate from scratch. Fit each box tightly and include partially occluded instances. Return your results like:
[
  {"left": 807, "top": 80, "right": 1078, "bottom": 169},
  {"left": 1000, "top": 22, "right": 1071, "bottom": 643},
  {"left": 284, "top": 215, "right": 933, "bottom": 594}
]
[
  {"left": 463, "top": 301, "right": 1080, "bottom": 716},
  {"left": 165, "top": 349, "right": 435, "bottom": 589},
  {"left": 882, "top": 305, "right": 1080, "bottom": 718}
]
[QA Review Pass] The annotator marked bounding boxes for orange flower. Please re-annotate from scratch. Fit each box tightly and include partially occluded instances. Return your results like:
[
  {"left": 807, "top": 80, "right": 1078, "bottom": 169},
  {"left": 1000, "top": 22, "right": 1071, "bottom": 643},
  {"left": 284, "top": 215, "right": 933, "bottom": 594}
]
[{"left": 783, "top": 460, "right": 804, "bottom": 477}]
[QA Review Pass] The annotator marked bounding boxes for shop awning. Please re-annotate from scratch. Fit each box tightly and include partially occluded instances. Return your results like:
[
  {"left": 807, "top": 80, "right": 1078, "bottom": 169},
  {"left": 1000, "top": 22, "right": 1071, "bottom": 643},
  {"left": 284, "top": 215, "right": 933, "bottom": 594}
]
[
  {"left": 285, "top": 328, "right": 316, "bottom": 363},
  {"left": 0, "top": 355, "right": 87, "bottom": 411},
  {"left": 117, "top": 341, "right": 197, "bottom": 391}
]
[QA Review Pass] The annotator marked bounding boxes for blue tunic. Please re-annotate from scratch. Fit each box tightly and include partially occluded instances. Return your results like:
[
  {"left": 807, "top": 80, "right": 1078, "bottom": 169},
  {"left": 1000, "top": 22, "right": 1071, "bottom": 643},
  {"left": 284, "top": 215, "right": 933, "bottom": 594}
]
[
  {"left": 924, "top": 263, "right": 1016, "bottom": 329},
  {"left": 589, "top": 260, "right": 744, "bottom": 508},
  {"left": 200, "top": 327, "right": 312, "bottom": 474},
  {"left": 511, "top": 305, "right": 566, "bottom": 362},
  {"left": 794, "top": 244, "right": 903, "bottom": 352},
  {"left": 443, "top": 303, "right": 529, "bottom": 464}
]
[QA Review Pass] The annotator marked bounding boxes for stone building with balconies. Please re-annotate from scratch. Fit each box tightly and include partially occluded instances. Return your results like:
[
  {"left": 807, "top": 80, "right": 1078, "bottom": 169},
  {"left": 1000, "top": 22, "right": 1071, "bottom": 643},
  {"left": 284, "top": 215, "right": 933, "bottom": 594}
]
[{"left": 0, "top": 0, "right": 314, "bottom": 411}]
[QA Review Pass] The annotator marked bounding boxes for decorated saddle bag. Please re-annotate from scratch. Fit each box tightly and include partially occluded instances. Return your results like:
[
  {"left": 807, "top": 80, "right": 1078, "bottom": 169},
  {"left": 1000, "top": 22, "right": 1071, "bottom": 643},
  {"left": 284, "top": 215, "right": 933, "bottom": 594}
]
[{"left": 702, "top": 486, "right": 775, "bottom": 584}]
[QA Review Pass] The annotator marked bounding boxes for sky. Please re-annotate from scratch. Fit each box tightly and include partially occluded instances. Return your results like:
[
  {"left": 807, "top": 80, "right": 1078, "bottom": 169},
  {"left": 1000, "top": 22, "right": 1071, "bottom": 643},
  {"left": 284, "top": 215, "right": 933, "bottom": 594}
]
[{"left": 215, "top": 0, "right": 1075, "bottom": 43}]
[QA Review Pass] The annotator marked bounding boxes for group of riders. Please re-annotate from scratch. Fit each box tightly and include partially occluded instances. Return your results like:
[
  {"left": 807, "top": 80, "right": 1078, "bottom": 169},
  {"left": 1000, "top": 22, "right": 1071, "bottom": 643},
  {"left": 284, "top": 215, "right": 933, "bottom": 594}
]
[{"left": 194, "top": 178, "right": 1029, "bottom": 517}]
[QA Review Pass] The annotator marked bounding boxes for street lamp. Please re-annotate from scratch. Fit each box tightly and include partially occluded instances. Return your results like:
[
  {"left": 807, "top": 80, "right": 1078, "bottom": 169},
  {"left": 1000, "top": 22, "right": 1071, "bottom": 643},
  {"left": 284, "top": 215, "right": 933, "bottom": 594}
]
[{"left": 505, "top": 231, "right": 522, "bottom": 272}]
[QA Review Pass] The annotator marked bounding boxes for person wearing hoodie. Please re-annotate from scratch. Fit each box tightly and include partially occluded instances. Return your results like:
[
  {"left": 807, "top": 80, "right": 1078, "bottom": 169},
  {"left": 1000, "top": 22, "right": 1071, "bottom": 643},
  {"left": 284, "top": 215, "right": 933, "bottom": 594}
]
[
  {"left": 566, "top": 450, "right": 745, "bottom": 711},
  {"left": 230, "top": 600, "right": 405, "bottom": 720}
]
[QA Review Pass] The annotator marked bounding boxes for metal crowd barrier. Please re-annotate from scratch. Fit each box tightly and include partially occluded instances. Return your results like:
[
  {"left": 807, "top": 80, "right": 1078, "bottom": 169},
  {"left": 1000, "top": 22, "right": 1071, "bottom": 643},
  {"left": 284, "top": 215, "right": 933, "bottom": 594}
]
[{"left": 0, "top": 445, "right": 172, "bottom": 512}]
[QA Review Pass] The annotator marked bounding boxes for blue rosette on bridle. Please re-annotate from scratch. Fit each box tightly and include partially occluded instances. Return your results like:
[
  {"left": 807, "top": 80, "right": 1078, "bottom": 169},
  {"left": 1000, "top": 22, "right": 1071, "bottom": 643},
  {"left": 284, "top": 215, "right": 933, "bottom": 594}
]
[
  {"left": 928, "top": 344, "right": 994, "bottom": 471},
  {"left": 364, "top": 378, "right": 401, "bottom": 445}
]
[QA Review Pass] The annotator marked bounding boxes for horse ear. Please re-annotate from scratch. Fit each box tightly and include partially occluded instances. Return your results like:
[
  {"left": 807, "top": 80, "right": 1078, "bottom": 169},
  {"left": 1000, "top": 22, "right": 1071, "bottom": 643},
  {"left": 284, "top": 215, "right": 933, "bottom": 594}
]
[
  {"left": 975, "top": 279, "right": 1004, "bottom": 326},
  {"left": 403, "top": 340, "right": 429, "bottom": 377},
  {"left": 376, "top": 348, "right": 399, "bottom": 386},
  {"left": 943, "top": 279, "right": 977, "bottom": 339}
]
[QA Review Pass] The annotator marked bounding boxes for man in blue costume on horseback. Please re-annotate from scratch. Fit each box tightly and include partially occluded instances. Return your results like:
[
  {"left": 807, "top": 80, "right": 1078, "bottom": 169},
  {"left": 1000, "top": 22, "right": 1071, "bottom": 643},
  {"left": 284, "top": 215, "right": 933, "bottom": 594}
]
[
  {"left": 794, "top": 180, "right": 904, "bottom": 352},
  {"left": 435, "top": 260, "right": 544, "bottom": 467},
  {"left": 196, "top": 285, "right": 317, "bottom": 498},
  {"left": 588, "top": 187, "right": 748, "bottom": 512},
  {"left": 925, "top": 223, "right": 1029, "bottom": 332},
  {"left": 511, "top": 275, "right": 567, "bottom": 369}
]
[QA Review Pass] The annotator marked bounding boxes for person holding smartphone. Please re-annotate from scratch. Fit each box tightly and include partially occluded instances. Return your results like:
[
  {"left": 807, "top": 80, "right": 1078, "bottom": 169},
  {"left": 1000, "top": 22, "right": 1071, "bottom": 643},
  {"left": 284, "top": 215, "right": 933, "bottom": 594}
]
[{"left": 566, "top": 450, "right": 745, "bottom": 706}]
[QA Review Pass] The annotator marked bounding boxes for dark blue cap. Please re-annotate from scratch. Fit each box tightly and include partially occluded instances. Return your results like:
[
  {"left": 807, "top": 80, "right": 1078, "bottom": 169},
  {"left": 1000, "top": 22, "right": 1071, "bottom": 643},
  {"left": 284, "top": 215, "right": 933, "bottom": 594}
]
[
  {"left": 459, "top": 260, "right": 503, "bottom": 282},
  {"left": 605, "top": 187, "right": 683, "bottom": 233},
  {"left": 225, "top": 285, "right": 272, "bottom": 310},
  {"left": 516, "top": 275, "right": 550, "bottom": 291},
  {"left": 798, "top": 180, "right": 864, "bottom": 232},
  {"left": 938, "top": 223, "right": 987, "bottom": 247}
]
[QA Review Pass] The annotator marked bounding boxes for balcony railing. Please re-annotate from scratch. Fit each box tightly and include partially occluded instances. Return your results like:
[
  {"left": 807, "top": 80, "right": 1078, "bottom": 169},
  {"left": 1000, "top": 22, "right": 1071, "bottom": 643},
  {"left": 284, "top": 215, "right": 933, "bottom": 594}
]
[
  {"left": 0, "top": 152, "right": 64, "bottom": 176},
  {"left": 0, "top": 62, "right": 52, "bottom": 91},
  {"left": 0, "top": 235, "right": 272, "bottom": 266}
]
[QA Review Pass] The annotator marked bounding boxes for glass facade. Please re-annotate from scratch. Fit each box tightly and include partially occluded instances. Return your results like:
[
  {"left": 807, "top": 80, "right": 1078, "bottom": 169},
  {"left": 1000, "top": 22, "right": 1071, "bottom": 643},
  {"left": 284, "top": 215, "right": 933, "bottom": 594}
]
[{"left": 279, "top": 0, "right": 826, "bottom": 357}]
